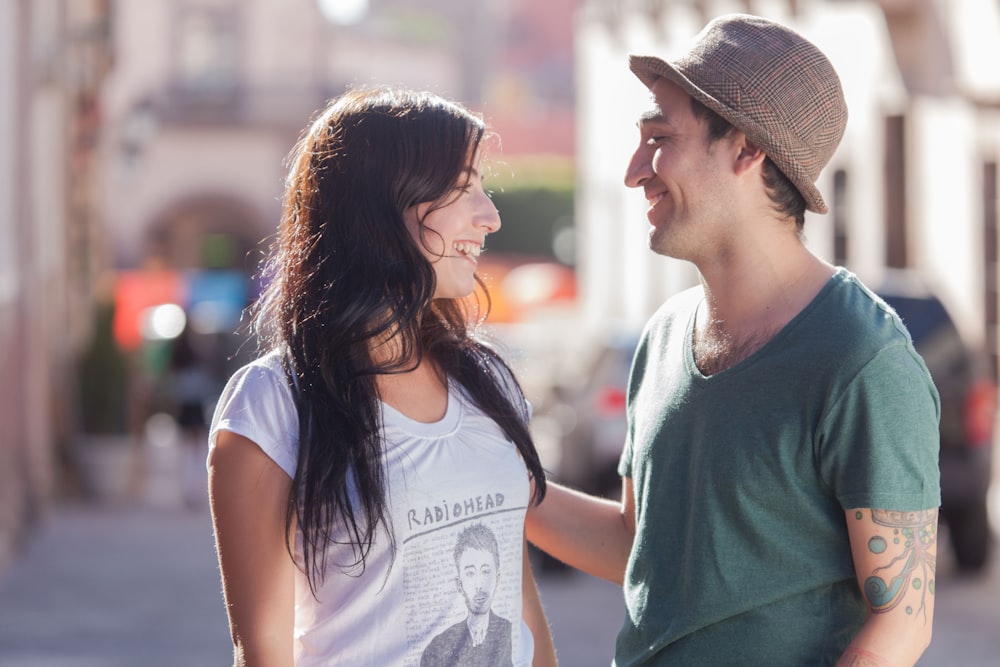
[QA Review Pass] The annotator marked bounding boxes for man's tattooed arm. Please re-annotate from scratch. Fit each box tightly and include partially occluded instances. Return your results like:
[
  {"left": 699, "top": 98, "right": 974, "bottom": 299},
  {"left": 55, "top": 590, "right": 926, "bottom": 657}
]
[{"left": 835, "top": 508, "right": 938, "bottom": 667}]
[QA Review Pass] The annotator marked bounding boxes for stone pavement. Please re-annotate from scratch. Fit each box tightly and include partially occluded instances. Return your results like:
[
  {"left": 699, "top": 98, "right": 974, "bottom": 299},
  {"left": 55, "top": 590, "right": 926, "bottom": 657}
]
[
  {"left": 0, "top": 498, "right": 996, "bottom": 667},
  {"left": 0, "top": 503, "right": 231, "bottom": 667},
  {"left": 0, "top": 498, "right": 625, "bottom": 667}
]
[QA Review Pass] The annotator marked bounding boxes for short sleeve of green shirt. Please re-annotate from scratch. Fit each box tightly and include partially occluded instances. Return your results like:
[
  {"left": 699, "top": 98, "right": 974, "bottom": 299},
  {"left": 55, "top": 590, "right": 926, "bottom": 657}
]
[{"left": 818, "top": 341, "right": 941, "bottom": 511}]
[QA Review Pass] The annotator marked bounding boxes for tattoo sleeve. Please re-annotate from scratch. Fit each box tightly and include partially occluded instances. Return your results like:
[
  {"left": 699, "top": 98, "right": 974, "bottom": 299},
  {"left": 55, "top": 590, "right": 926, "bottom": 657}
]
[{"left": 853, "top": 508, "right": 938, "bottom": 621}]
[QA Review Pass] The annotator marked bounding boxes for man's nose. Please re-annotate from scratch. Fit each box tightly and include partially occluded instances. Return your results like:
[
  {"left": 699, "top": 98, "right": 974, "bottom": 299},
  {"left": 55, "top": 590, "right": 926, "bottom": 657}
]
[{"left": 624, "top": 147, "right": 653, "bottom": 189}]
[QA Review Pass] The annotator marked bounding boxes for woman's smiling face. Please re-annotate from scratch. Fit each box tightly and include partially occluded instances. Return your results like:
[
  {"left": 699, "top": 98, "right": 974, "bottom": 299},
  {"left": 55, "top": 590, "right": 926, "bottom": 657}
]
[{"left": 404, "top": 152, "right": 501, "bottom": 300}]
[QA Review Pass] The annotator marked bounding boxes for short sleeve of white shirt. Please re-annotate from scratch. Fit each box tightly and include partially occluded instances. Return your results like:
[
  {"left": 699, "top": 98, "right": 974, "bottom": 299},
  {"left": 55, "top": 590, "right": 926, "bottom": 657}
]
[{"left": 209, "top": 349, "right": 298, "bottom": 477}]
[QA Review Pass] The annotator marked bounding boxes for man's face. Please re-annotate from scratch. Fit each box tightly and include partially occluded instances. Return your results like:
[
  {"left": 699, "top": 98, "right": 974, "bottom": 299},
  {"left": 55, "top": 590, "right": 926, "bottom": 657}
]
[
  {"left": 624, "top": 78, "right": 736, "bottom": 261},
  {"left": 457, "top": 546, "right": 498, "bottom": 616}
]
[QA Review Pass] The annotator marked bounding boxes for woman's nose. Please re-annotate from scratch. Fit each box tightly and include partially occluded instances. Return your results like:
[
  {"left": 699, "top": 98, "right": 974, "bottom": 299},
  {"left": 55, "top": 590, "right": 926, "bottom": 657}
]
[{"left": 477, "top": 192, "right": 501, "bottom": 233}]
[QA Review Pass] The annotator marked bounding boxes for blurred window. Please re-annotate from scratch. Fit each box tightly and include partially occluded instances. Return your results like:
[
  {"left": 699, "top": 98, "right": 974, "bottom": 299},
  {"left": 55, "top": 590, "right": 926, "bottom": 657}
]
[
  {"left": 983, "top": 160, "right": 998, "bottom": 380},
  {"left": 884, "top": 114, "right": 908, "bottom": 268},
  {"left": 174, "top": 6, "right": 239, "bottom": 94}
]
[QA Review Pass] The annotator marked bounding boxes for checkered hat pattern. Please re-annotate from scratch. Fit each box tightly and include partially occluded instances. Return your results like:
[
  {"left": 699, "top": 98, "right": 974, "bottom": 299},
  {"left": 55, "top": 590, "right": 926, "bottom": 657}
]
[{"left": 629, "top": 14, "right": 848, "bottom": 213}]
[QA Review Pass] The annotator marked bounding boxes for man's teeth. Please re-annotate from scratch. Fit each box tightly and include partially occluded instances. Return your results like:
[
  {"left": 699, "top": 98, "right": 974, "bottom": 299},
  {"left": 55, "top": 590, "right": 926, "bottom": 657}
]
[{"left": 453, "top": 242, "right": 482, "bottom": 258}]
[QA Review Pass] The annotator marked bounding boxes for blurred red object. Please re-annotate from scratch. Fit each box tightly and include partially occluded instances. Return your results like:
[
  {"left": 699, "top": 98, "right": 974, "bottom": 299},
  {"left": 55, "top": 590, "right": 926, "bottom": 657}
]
[{"left": 112, "top": 270, "right": 184, "bottom": 350}]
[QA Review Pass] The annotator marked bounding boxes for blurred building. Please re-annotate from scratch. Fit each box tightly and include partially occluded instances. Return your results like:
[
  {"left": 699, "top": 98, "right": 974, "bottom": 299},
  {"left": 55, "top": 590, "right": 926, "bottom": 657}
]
[
  {"left": 95, "top": 0, "right": 582, "bottom": 444},
  {"left": 101, "top": 0, "right": 578, "bottom": 272},
  {"left": 574, "top": 0, "right": 1000, "bottom": 378},
  {"left": 0, "top": 0, "right": 112, "bottom": 569},
  {"left": 0, "top": 0, "right": 581, "bottom": 568},
  {"left": 7, "top": 0, "right": 998, "bottom": 578}
]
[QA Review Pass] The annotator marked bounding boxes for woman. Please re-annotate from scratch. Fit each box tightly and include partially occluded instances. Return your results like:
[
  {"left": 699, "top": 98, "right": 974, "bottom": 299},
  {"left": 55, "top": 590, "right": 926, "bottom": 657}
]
[{"left": 208, "top": 87, "right": 557, "bottom": 667}]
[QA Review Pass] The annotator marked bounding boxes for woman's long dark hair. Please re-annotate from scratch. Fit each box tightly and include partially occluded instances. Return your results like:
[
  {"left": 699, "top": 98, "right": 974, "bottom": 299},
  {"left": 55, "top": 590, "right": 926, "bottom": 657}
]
[{"left": 252, "top": 87, "right": 546, "bottom": 593}]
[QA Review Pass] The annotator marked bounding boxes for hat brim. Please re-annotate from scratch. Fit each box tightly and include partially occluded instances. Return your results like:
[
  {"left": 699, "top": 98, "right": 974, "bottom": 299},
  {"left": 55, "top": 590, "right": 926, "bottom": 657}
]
[{"left": 628, "top": 55, "right": 828, "bottom": 214}]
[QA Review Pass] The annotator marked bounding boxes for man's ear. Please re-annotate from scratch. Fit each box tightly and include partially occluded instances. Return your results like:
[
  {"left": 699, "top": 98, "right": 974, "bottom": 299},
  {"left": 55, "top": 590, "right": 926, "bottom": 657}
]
[{"left": 732, "top": 135, "right": 766, "bottom": 175}]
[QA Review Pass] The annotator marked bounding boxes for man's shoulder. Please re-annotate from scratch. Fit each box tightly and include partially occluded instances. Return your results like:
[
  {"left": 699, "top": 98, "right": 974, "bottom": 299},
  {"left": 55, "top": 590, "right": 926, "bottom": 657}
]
[
  {"left": 630, "top": 284, "right": 702, "bottom": 362},
  {"left": 662, "top": 282, "right": 704, "bottom": 310},
  {"left": 814, "top": 270, "right": 910, "bottom": 345},
  {"left": 647, "top": 284, "right": 703, "bottom": 327},
  {"left": 794, "top": 269, "right": 928, "bottom": 383}
]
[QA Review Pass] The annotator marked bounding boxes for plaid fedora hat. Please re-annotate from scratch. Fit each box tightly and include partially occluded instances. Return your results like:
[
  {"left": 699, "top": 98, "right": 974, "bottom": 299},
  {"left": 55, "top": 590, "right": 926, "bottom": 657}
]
[{"left": 629, "top": 14, "right": 847, "bottom": 214}]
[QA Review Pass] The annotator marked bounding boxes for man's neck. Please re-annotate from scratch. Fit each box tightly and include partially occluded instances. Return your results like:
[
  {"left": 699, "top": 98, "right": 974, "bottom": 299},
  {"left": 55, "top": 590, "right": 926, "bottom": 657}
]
[{"left": 692, "top": 248, "right": 834, "bottom": 374}]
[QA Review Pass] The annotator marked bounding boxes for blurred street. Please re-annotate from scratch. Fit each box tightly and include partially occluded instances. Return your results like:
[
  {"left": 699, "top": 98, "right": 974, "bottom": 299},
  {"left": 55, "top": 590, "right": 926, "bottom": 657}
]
[
  {"left": 0, "top": 489, "right": 998, "bottom": 666},
  {"left": 0, "top": 504, "right": 230, "bottom": 667},
  {"left": 5, "top": 2, "right": 1000, "bottom": 664}
]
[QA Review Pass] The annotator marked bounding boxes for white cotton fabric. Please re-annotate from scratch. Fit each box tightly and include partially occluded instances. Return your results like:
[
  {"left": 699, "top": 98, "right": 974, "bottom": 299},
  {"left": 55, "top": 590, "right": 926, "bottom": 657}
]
[{"left": 210, "top": 350, "right": 534, "bottom": 666}]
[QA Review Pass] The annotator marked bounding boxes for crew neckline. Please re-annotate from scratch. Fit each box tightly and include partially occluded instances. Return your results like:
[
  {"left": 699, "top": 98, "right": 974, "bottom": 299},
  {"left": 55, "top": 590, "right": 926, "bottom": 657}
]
[{"left": 380, "top": 383, "right": 463, "bottom": 438}]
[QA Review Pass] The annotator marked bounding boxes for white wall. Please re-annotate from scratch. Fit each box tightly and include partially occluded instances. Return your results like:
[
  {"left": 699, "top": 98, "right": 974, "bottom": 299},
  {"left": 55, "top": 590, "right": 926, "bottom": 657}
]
[
  {"left": 910, "top": 98, "right": 985, "bottom": 344},
  {"left": 100, "top": 0, "right": 475, "bottom": 266},
  {"left": 0, "top": 0, "right": 18, "bottom": 314}
]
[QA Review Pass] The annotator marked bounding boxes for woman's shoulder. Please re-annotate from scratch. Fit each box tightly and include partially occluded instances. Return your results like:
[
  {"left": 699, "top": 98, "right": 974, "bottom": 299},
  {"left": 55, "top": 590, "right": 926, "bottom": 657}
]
[
  {"left": 211, "top": 349, "right": 299, "bottom": 477},
  {"left": 239, "top": 348, "right": 288, "bottom": 375},
  {"left": 455, "top": 340, "right": 530, "bottom": 421},
  {"left": 223, "top": 349, "right": 294, "bottom": 399}
]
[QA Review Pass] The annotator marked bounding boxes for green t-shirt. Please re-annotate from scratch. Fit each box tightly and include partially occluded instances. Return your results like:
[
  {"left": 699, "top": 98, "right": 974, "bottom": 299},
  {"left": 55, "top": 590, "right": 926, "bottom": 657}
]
[{"left": 616, "top": 269, "right": 941, "bottom": 666}]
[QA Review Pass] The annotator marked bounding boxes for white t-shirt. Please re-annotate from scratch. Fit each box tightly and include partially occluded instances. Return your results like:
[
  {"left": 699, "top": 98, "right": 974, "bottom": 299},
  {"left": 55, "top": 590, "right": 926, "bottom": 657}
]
[{"left": 210, "top": 350, "right": 534, "bottom": 666}]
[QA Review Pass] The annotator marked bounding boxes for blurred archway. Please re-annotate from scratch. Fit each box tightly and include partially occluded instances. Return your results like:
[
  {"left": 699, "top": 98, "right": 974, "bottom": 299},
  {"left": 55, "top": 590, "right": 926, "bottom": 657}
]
[{"left": 143, "top": 192, "right": 269, "bottom": 272}]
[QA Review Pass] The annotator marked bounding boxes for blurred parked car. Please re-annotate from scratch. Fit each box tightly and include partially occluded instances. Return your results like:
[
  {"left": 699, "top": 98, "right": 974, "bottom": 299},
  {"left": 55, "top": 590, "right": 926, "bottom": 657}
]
[
  {"left": 876, "top": 271, "right": 995, "bottom": 572},
  {"left": 541, "top": 331, "right": 639, "bottom": 500},
  {"left": 542, "top": 272, "right": 995, "bottom": 571}
]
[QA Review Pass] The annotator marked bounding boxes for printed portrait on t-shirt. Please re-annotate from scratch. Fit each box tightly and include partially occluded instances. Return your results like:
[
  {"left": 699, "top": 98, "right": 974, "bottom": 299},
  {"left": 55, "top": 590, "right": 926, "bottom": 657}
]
[
  {"left": 419, "top": 523, "right": 514, "bottom": 666},
  {"left": 390, "top": 401, "right": 529, "bottom": 667}
]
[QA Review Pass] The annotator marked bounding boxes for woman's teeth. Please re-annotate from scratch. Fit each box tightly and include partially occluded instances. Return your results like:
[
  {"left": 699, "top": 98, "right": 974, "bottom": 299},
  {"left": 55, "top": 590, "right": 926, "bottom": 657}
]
[{"left": 453, "top": 242, "right": 482, "bottom": 258}]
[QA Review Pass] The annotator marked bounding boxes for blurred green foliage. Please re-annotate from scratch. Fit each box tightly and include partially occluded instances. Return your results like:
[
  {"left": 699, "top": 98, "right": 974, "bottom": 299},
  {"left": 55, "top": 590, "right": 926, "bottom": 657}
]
[
  {"left": 489, "top": 187, "right": 573, "bottom": 259},
  {"left": 486, "top": 159, "right": 575, "bottom": 261},
  {"left": 76, "top": 301, "right": 131, "bottom": 435}
]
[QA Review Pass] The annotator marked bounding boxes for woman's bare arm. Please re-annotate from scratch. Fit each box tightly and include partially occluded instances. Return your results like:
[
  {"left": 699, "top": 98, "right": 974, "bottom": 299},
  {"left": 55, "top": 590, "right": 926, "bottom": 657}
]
[
  {"left": 521, "top": 535, "right": 558, "bottom": 666},
  {"left": 209, "top": 431, "right": 296, "bottom": 667}
]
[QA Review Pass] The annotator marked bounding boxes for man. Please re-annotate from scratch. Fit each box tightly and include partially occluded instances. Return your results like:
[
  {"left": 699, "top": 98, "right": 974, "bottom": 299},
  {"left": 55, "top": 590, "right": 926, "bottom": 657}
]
[
  {"left": 422, "top": 523, "right": 514, "bottom": 666},
  {"left": 527, "top": 14, "right": 940, "bottom": 667}
]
